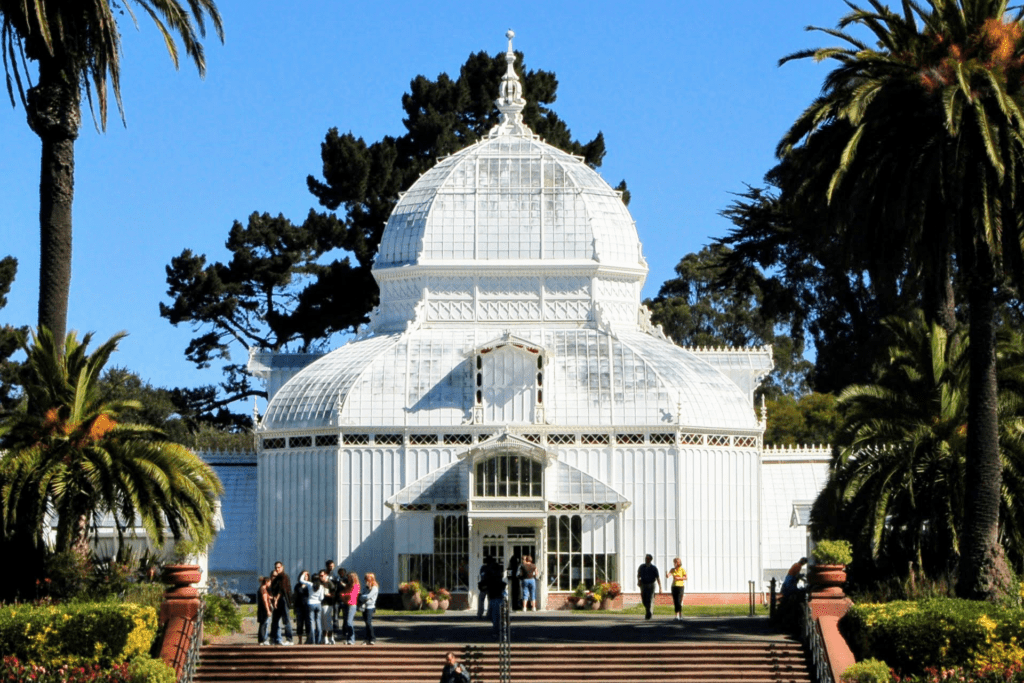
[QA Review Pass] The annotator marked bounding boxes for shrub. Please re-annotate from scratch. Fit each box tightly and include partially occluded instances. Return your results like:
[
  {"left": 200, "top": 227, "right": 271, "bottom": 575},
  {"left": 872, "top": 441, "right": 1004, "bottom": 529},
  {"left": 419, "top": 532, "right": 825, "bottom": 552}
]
[
  {"left": 842, "top": 599, "right": 1024, "bottom": 676},
  {"left": 842, "top": 658, "right": 892, "bottom": 683},
  {"left": 127, "top": 654, "right": 175, "bottom": 683},
  {"left": 0, "top": 602, "right": 158, "bottom": 669},
  {"left": 812, "top": 539, "right": 854, "bottom": 565},
  {"left": 203, "top": 594, "right": 242, "bottom": 635},
  {"left": 121, "top": 582, "right": 165, "bottom": 613}
]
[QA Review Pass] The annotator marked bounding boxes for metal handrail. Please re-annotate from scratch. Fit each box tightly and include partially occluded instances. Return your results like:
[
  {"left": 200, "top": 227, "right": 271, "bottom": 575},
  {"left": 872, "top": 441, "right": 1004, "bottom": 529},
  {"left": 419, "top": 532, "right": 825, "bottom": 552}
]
[
  {"left": 177, "top": 598, "right": 206, "bottom": 683},
  {"left": 801, "top": 599, "right": 834, "bottom": 683},
  {"left": 498, "top": 595, "right": 511, "bottom": 683}
]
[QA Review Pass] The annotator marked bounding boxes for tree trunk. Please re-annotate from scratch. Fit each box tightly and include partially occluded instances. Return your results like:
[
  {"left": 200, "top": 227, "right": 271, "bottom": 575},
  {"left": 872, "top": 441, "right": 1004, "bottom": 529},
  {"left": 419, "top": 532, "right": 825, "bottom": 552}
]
[
  {"left": 27, "top": 63, "right": 80, "bottom": 344},
  {"left": 957, "top": 251, "right": 1011, "bottom": 601}
]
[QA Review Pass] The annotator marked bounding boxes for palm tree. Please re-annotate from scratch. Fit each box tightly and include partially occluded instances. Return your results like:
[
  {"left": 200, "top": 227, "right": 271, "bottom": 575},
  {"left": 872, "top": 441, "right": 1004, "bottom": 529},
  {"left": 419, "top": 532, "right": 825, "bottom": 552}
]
[
  {"left": 0, "top": 327, "right": 223, "bottom": 563},
  {"left": 812, "top": 314, "right": 1024, "bottom": 583},
  {"left": 0, "top": 1, "right": 222, "bottom": 342},
  {"left": 781, "top": 0, "right": 1024, "bottom": 600}
]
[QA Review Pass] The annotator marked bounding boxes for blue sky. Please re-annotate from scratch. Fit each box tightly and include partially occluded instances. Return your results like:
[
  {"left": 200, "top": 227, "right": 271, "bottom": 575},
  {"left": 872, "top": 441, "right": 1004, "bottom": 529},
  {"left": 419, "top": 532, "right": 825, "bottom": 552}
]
[{"left": 1, "top": 0, "right": 848, "bottom": 401}]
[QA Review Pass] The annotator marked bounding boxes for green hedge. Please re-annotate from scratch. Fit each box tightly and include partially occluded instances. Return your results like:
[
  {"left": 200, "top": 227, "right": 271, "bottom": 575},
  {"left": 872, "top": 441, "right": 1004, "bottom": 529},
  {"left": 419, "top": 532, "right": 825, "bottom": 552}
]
[
  {"left": 0, "top": 602, "right": 159, "bottom": 669},
  {"left": 840, "top": 658, "right": 891, "bottom": 683},
  {"left": 841, "top": 599, "right": 1024, "bottom": 675}
]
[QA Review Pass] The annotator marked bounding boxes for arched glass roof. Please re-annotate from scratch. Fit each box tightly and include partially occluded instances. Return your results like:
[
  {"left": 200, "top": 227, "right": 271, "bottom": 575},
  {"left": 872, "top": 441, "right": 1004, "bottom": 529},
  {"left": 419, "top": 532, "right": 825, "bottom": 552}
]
[
  {"left": 261, "top": 328, "right": 760, "bottom": 431},
  {"left": 376, "top": 136, "right": 642, "bottom": 271}
]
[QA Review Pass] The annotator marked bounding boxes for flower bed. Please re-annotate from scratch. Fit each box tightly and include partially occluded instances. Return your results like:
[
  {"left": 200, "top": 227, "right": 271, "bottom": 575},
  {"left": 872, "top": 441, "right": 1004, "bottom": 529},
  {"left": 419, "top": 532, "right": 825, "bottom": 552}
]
[
  {"left": 0, "top": 602, "right": 158, "bottom": 669},
  {"left": 0, "top": 655, "right": 174, "bottom": 683},
  {"left": 841, "top": 599, "right": 1024, "bottom": 677}
]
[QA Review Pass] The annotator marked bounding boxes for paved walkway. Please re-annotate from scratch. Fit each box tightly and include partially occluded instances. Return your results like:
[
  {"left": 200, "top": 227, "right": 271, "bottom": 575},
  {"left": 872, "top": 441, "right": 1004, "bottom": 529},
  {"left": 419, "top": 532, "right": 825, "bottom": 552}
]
[{"left": 211, "top": 611, "right": 791, "bottom": 647}]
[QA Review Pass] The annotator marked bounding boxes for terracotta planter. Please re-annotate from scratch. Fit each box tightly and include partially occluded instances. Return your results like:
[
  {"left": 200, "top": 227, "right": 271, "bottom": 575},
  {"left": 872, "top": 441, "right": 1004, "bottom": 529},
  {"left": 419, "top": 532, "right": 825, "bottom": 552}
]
[
  {"left": 437, "top": 599, "right": 450, "bottom": 611},
  {"left": 807, "top": 564, "right": 847, "bottom": 599},
  {"left": 161, "top": 564, "right": 202, "bottom": 606},
  {"left": 402, "top": 592, "right": 423, "bottom": 610},
  {"left": 587, "top": 599, "right": 600, "bottom": 610},
  {"left": 427, "top": 599, "right": 439, "bottom": 610},
  {"left": 600, "top": 597, "right": 611, "bottom": 610}
]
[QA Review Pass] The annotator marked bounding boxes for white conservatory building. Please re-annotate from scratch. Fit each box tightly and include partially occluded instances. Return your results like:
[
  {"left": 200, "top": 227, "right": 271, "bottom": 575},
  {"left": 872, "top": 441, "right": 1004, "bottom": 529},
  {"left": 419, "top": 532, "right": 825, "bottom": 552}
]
[{"left": 246, "top": 33, "right": 829, "bottom": 607}]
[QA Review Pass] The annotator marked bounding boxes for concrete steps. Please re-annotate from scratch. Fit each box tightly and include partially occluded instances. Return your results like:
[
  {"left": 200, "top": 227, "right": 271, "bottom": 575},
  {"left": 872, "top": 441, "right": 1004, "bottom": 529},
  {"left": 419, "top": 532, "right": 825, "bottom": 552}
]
[{"left": 194, "top": 640, "right": 813, "bottom": 683}]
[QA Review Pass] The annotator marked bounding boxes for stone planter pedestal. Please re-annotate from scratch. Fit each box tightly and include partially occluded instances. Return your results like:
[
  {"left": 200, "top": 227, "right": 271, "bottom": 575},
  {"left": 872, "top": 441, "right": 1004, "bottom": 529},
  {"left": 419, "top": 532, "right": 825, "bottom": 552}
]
[{"left": 159, "top": 564, "right": 203, "bottom": 679}]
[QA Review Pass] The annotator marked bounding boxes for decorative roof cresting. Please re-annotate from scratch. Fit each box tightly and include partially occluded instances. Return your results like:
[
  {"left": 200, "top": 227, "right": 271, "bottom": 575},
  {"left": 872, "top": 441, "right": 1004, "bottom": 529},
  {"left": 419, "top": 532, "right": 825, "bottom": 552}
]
[{"left": 490, "top": 29, "right": 532, "bottom": 138}]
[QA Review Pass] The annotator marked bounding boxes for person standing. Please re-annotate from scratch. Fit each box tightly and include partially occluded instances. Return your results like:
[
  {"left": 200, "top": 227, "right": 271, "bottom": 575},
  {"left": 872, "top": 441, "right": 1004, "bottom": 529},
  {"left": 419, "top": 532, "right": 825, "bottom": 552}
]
[
  {"left": 324, "top": 560, "right": 340, "bottom": 639},
  {"left": 358, "top": 572, "right": 378, "bottom": 645},
  {"left": 439, "top": 651, "right": 471, "bottom": 683},
  {"left": 293, "top": 571, "right": 310, "bottom": 644},
  {"left": 319, "top": 569, "right": 338, "bottom": 644},
  {"left": 637, "top": 554, "right": 662, "bottom": 620},
  {"left": 476, "top": 557, "right": 492, "bottom": 620},
  {"left": 342, "top": 571, "right": 360, "bottom": 645},
  {"left": 269, "top": 562, "right": 294, "bottom": 645},
  {"left": 300, "top": 572, "right": 325, "bottom": 645},
  {"left": 667, "top": 557, "right": 687, "bottom": 621},
  {"left": 520, "top": 555, "right": 539, "bottom": 612},
  {"left": 482, "top": 559, "right": 506, "bottom": 638},
  {"left": 508, "top": 555, "right": 523, "bottom": 612},
  {"left": 256, "top": 576, "right": 272, "bottom": 645}
]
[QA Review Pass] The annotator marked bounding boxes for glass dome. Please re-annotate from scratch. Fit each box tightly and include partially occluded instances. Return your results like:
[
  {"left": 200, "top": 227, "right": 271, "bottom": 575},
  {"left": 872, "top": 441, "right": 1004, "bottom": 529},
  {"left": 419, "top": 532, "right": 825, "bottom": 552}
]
[{"left": 376, "top": 135, "right": 643, "bottom": 271}]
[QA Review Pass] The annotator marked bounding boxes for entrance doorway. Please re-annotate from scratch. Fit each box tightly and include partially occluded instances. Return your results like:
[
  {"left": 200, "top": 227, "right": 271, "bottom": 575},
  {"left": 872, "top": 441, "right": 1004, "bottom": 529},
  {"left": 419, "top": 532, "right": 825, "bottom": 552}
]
[
  {"left": 478, "top": 524, "right": 542, "bottom": 610},
  {"left": 483, "top": 527, "right": 537, "bottom": 567}
]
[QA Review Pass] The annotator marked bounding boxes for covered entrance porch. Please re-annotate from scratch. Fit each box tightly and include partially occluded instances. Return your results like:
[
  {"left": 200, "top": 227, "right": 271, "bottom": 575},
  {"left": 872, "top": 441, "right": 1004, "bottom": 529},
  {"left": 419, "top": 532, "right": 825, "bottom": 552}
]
[{"left": 387, "top": 432, "right": 631, "bottom": 609}]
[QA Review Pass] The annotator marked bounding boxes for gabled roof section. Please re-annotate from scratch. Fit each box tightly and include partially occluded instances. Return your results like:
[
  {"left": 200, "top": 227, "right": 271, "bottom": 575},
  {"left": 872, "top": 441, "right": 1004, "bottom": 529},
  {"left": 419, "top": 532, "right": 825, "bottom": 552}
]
[
  {"left": 385, "top": 453, "right": 631, "bottom": 510},
  {"left": 549, "top": 460, "right": 630, "bottom": 508},
  {"left": 470, "top": 333, "right": 549, "bottom": 360},
  {"left": 461, "top": 431, "right": 552, "bottom": 463},
  {"left": 386, "top": 460, "right": 468, "bottom": 508}
]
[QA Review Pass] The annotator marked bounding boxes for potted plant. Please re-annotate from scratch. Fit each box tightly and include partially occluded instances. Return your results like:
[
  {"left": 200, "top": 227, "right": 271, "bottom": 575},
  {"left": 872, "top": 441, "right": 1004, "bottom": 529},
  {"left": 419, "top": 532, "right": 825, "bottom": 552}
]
[
  {"left": 399, "top": 581, "right": 423, "bottom": 610},
  {"left": 575, "top": 580, "right": 589, "bottom": 609},
  {"left": 435, "top": 587, "right": 451, "bottom": 611},
  {"left": 808, "top": 539, "right": 853, "bottom": 598},
  {"left": 585, "top": 588, "right": 601, "bottom": 610},
  {"left": 599, "top": 581, "right": 621, "bottom": 609},
  {"left": 425, "top": 591, "right": 439, "bottom": 610}
]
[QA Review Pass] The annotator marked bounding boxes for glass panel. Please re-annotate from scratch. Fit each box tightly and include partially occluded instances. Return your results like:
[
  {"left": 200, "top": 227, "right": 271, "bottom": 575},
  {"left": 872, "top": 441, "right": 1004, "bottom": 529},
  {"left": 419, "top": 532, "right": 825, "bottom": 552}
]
[
  {"left": 474, "top": 454, "right": 544, "bottom": 498},
  {"left": 546, "top": 514, "right": 618, "bottom": 592},
  {"left": 397, "top": 515, "right": 469, "bottom": 591}
]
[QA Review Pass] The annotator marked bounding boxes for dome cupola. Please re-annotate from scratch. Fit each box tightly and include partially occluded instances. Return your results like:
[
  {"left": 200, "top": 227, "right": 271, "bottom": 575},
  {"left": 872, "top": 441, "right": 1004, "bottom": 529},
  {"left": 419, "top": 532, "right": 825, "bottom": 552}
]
[{"left": 369, "top": 30, "right": 647, "bottom": 334}]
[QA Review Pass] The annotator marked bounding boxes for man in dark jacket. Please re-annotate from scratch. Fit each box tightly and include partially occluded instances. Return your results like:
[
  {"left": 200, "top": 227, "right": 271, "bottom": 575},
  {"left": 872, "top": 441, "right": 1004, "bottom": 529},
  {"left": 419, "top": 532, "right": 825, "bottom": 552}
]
[
  {"left": 439, "top": 651, "right": 471, "bottom": 683},
  {"left": 269, "top": 562, "right": 294, "bottom": 645},
  {"left": 482, "top": 560, "right": 507, "bottom": 637}
]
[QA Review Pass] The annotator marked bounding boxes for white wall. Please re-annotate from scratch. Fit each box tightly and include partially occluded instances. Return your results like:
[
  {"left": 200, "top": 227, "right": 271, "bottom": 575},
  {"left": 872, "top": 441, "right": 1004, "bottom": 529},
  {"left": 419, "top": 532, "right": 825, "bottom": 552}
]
[{"left": 258, "top": 449, "right": 338, "bottom": 578}]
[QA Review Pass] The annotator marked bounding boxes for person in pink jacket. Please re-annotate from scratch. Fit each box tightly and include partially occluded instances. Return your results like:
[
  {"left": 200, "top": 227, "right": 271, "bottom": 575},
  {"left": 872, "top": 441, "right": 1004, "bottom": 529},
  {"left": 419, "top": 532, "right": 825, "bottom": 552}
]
[{"left": 341, "top": 571, "right": 360, "bottom": 645}]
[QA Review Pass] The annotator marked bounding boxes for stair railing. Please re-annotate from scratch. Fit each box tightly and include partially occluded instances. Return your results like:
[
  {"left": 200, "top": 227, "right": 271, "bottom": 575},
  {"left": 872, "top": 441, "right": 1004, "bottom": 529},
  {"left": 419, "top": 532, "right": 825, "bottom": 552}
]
[
  {"left": 498, "top": 594, "right": 511, "bottom": 683},
  {"left": 177, "top": 598, "right": 206, "bottom": 683},
  {"left": 801, "top": 599, "right": 834, "bottom": 683}
]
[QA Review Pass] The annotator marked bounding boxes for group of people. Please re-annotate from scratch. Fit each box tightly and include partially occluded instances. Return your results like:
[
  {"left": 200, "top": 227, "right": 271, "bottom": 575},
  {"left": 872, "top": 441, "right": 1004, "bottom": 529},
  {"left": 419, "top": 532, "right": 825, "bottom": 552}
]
[
  {"left": 256, "top": 559, "right": 379, "bottom": 646},
  {"left": 636, "top": 554, "right": 688, "bottom": 621}
]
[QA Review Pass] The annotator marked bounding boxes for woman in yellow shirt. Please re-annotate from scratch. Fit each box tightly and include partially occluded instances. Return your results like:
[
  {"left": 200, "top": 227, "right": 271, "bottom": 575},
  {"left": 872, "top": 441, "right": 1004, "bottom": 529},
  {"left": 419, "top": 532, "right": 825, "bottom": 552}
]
[{"left": 667, "top": 557, "right": 687, "bottom": 621}]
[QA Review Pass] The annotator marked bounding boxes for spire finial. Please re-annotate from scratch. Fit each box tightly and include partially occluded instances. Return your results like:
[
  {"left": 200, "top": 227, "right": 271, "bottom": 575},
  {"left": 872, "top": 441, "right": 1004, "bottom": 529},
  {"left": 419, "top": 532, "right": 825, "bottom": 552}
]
[{"left": 490, "top": 28, "right": 531, "bottom": 137}]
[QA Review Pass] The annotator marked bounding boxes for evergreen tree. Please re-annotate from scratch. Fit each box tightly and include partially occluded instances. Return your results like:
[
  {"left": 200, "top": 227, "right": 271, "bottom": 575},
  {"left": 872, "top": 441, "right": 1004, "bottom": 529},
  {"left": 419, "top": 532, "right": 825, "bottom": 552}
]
[
  {"left": 646, "top": 244, "right": 813, "bottom": 399},
  {"left": 0, "top": 256, "right": 29, "bottom": 412}
]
